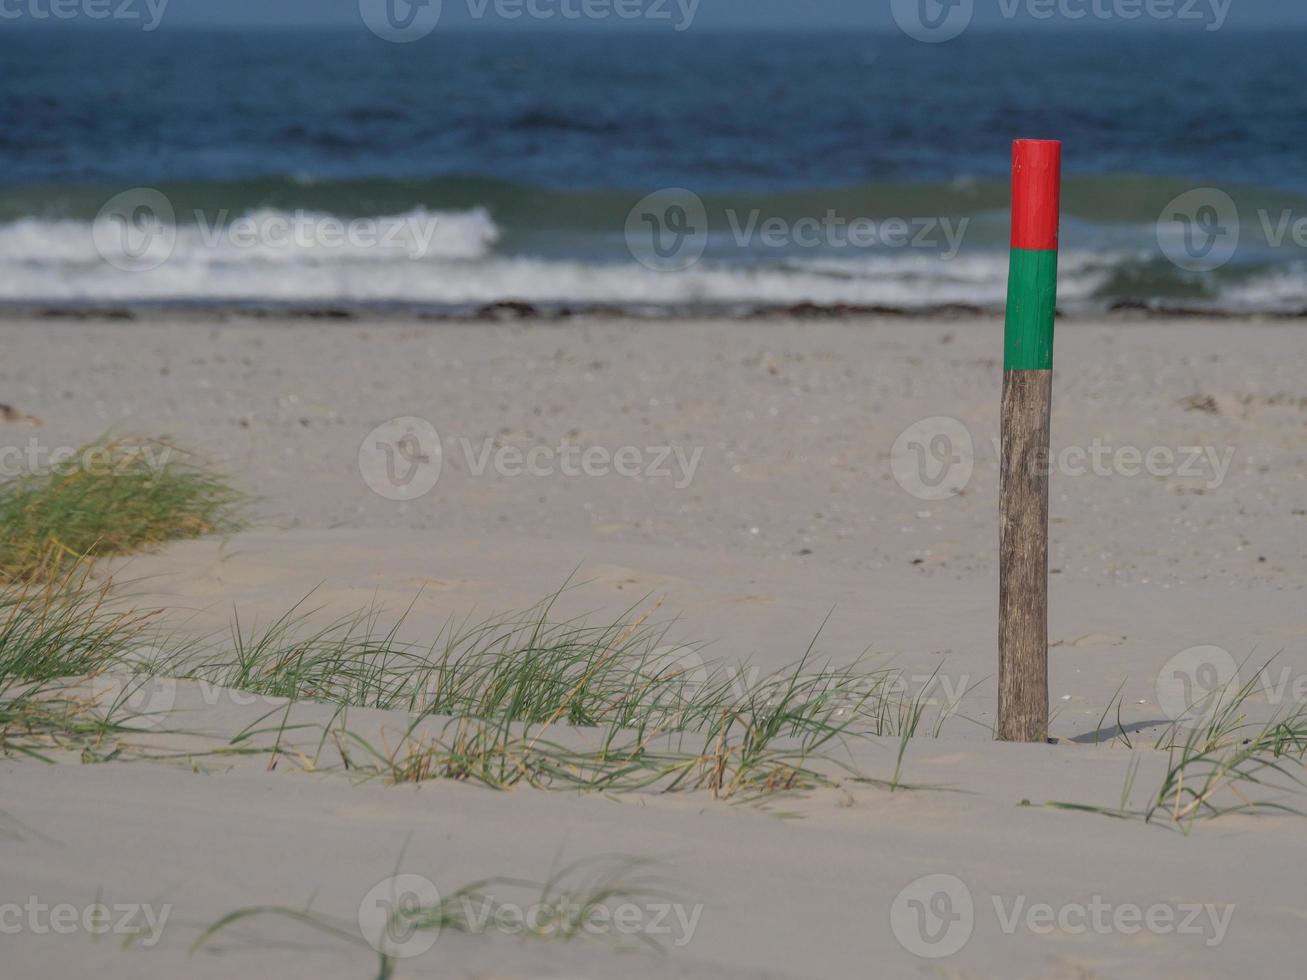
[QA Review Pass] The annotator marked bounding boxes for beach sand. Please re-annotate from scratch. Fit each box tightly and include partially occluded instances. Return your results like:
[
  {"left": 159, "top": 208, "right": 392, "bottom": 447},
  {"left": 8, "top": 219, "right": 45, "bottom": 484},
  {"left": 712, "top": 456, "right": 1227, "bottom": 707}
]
[{"left": 4, "top": 312, "right": 1307, "bottom": 978}]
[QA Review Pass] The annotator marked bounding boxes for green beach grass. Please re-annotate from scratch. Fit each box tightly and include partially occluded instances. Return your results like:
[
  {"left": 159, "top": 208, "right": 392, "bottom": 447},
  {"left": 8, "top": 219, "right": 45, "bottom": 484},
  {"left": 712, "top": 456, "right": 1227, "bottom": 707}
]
[
  {"left": 0, "top": 436, "right": 245, "bottom": 583},
  {"left": 194, "top": 855, "right": 681, "bottom": 979},
  {"left": 2, "top": 438, "right": 1304, "bottom": 822},
  {"left": 0, "top": 436, "right": 952, "bottom": 796},
  {"left": 0, "top": 436, "right": 242, "bottom": 755},
  {"left": 155, "top": 589, "right": 946, "bottom": 798},
  {"left": 1048, "top": 668, "right": 1307, "bottom": 832},
  {"left": 0, "top": 571, "right": 161, "bottom": 760},
  {"left": 0, "top": 568, "right": 951, "bottom": 798}
]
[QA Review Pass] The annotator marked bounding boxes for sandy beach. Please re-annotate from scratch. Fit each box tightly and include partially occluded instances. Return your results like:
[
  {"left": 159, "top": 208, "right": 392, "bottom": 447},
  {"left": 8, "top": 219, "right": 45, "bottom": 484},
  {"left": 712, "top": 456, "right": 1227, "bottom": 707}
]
[
  {"left": 4, "top": 311, "right": 1307, "bottom": 978},
  {"left": 8, "top": 9, "right": 1307, "bottom": 979}
]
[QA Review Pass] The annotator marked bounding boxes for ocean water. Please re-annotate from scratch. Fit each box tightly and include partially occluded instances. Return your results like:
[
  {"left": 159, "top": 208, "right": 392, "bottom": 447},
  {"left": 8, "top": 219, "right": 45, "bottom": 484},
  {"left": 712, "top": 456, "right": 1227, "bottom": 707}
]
[{"left": 2, "top": 27, "right": 1305, "bottom": 312}]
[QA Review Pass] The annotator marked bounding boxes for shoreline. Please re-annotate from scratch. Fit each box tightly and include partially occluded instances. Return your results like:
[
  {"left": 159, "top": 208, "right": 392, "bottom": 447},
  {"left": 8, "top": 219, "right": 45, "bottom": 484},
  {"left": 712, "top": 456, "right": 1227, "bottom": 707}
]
[{"left": 5, "top": 300, "right": 1307, "bottom": 324}]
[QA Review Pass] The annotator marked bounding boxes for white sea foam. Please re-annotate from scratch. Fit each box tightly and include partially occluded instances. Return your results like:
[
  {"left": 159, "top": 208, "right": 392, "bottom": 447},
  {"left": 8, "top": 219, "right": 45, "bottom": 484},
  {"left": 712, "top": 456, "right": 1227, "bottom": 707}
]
[
  {"left": 1215, "top": 263, "right": 1307, "bottom": 312},
  {"left": 0, "top": 206, "right": 499, "bottom": 282},
  {"left": 0, "top": 210, "right": 1291, "bottom": 312}
]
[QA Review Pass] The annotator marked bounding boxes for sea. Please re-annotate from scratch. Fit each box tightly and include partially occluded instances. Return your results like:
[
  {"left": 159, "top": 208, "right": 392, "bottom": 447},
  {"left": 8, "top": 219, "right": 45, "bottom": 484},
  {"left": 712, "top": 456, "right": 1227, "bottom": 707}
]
[{"left": 1, "top": 26, "right": 1305, "bottom": 314}]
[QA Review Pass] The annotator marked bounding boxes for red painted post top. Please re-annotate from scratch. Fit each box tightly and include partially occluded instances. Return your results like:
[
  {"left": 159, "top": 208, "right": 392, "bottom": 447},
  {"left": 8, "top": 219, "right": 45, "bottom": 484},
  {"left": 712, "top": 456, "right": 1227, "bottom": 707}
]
[{"left": 1010, "top": 140, "right": 1062, "bottom": 251}]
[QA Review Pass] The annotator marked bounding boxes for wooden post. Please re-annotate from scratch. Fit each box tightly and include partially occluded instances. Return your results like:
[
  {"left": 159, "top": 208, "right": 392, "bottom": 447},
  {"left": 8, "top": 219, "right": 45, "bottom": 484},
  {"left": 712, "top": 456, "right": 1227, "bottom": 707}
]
[{"left": 998, "top": 139, "right": 1061, "bottom": 743}]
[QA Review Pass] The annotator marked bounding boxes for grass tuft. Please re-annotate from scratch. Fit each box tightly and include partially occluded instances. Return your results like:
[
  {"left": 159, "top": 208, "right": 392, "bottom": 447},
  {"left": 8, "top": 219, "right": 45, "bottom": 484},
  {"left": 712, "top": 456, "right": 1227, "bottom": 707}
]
[
  {"left": 1050, "top": 666, "right": 1307, "bottom": 831},
  {"left": 0, "top": 436, "right": 244, "bottom": 582},
  {"left": 193, "top": 855, "right": 683, "bottom": 977},
  {"left": 0, "top": 568, "right": 161, "bottom": 759},
  {"left": 1, "top": 569, "right": 957, "bottom": 799},
  {"left": 152, "top": 592, "right": 948, "bottom": 797}
]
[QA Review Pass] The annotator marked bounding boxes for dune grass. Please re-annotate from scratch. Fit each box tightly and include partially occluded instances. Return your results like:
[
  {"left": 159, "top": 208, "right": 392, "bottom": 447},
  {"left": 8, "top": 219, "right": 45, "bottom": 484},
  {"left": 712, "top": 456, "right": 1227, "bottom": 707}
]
[
  {"left": 1050, "top": 669, "right": 1307, "bottom": 832},
  {"left": 0, "top": 431, "right": 946, "bottom": 797},
  {"left": 0, "top": 434, "right": 241, "bottom": 757},
  {"left": 0, "top": 436, "right": 244, "bottom": 582},
  {"left": 0, "top": 427, "right": 947, "bottom": 800},
  {"left": 171, "top": 588, "right": 946, "bottom": 742},
  {"left": 0, "top": 563, "right": 954, "bottom": 799},
  {"left": 9, "top": 561, "right": 1305, "bottom": 822},
  {"left": 194, "top": 855, "right": 684, "bottom": 978},
  {"left": 0, "top": 569, "right": 161, "bottom": 760},
  {"left": 150, "top": 588, "right": 953, "bottom": 798},
  {"left": 391, "top": 856, "right": 678, "bottom": 948},
  {"left": 1144, "top": 674, "right": 1307, "bottom": 829}
]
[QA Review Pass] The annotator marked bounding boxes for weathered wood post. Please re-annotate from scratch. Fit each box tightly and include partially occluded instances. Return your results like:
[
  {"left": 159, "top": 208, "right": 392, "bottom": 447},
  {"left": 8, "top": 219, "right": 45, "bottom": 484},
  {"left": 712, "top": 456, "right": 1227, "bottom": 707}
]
[{"left": 998, "top": 139, "right": 1061, "bottom": 743}]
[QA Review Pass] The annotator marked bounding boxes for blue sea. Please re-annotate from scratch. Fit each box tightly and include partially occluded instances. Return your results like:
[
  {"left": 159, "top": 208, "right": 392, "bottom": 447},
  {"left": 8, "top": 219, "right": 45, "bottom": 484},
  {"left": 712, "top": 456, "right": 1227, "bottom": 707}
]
[{"left": 1, "top": 27, "right": 1305, "bottom": 313}]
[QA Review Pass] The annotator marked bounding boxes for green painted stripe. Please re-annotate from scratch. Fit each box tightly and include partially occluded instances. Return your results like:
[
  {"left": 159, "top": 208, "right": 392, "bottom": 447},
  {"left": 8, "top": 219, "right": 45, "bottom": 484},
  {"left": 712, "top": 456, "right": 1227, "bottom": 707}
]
[{"left": 1004, "top": 247, "right": 1058, "bottom": 371}]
